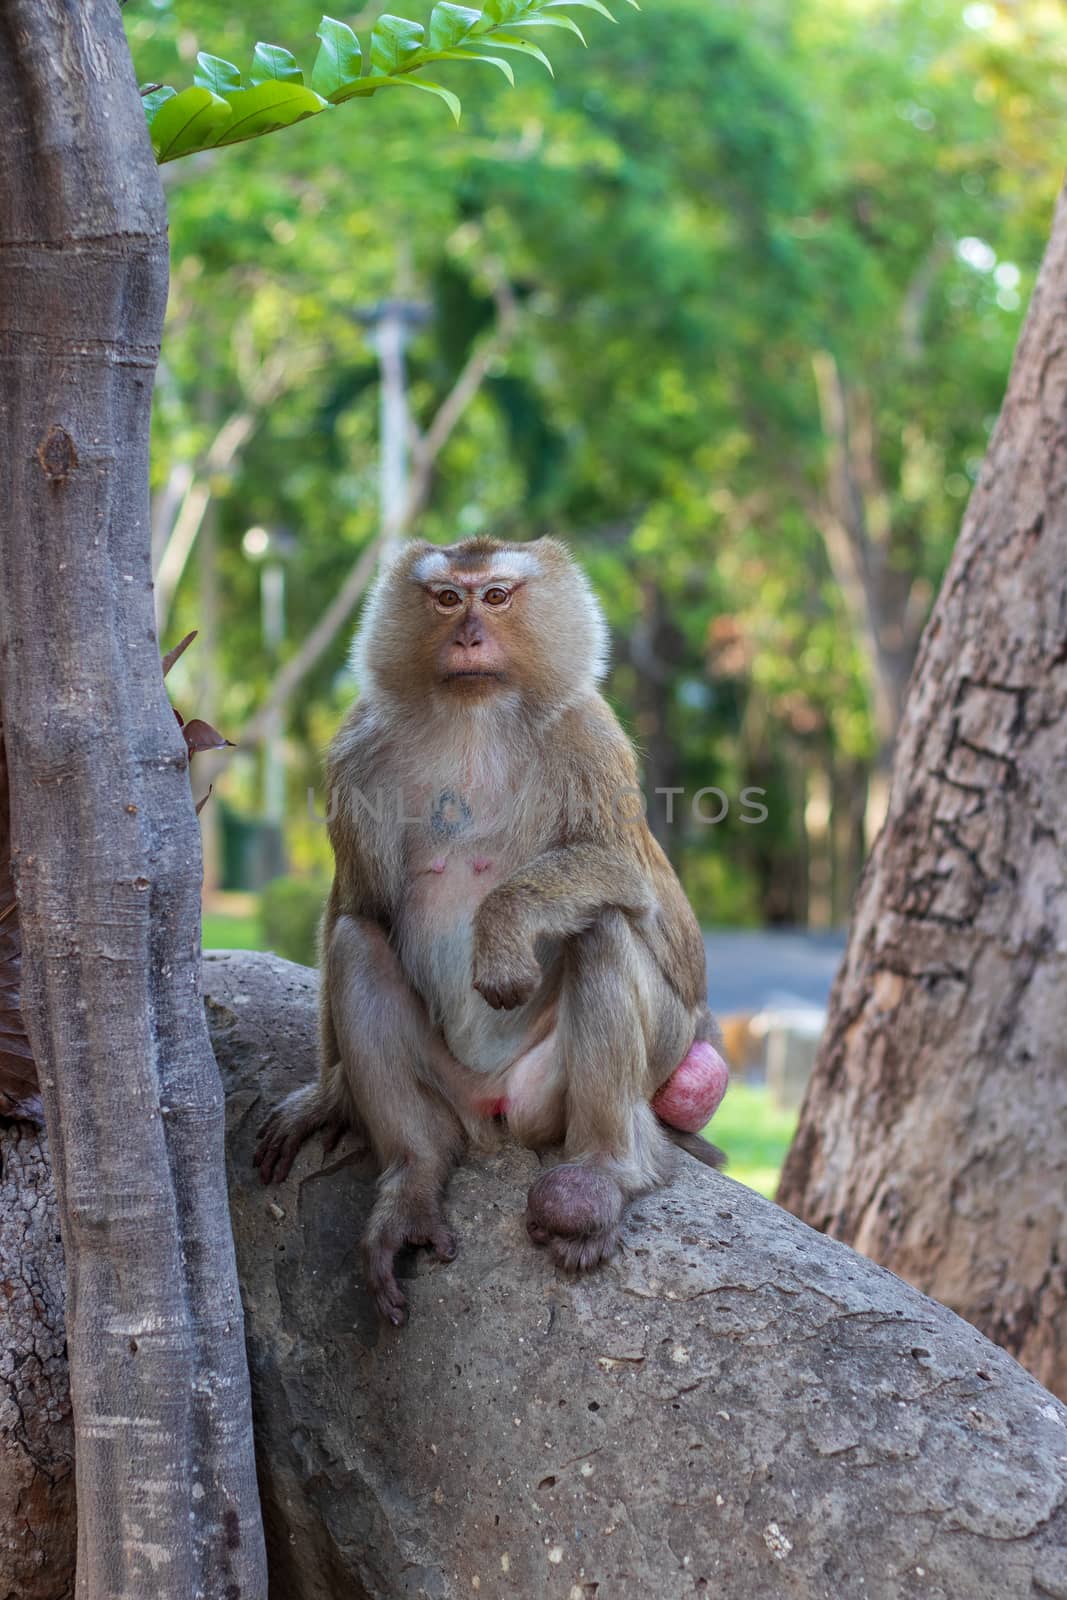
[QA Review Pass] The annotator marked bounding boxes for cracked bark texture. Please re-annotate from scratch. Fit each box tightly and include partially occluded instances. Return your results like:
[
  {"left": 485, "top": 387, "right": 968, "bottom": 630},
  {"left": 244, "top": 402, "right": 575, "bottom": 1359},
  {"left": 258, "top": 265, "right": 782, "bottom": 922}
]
[
  {"left": 206, "top": 951, "right": 1067, "bottom": 1600},
  {"left": 777, "top": 183, "right": 1067, "bottom": 1402},
  {"left": 0, "top": 1122, "right": 73, "bottom": 1600},
  {"left": 0, "top": 5, "right": 266, "bottom": 1595}
]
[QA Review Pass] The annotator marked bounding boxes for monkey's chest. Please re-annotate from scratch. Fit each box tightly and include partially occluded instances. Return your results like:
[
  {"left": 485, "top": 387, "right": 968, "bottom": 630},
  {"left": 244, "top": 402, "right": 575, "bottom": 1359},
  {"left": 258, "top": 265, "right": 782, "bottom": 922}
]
[{"left": 398, "top": 848, "right": 544, "bottom": 1073}]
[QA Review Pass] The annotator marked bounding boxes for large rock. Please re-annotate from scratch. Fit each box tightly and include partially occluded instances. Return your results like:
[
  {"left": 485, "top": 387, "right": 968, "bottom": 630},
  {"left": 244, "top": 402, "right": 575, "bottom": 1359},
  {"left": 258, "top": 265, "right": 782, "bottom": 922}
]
[{"left": 207, "top": 950, "right": 1067, "bottom": 1600}]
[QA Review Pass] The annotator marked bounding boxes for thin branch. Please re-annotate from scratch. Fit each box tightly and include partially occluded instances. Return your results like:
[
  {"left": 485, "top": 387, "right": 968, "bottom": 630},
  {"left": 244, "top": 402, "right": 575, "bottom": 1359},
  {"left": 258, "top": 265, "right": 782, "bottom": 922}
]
[
  {"left": 152, "top": 342, "right": 310, "bottom": 630},
  {"left": 239, "top": 536, "right": 383, "bottom": 748}
]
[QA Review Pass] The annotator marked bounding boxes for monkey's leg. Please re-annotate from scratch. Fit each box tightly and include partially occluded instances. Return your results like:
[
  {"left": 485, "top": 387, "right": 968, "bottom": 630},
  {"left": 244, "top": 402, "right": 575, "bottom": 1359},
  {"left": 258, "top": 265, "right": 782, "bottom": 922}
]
[
  {"left": 526, "top": 909, "right": 687, "bottom": 1273},
  {"left": 328, "top": 914, "right": 465, "bottom": 1326}
]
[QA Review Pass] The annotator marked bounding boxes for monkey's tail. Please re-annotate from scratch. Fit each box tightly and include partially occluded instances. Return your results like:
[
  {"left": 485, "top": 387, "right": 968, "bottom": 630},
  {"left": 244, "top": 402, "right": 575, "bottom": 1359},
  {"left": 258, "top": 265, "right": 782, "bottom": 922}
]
[{"left": 661, "top": 1123, "right": 726, "bottom": 1170}]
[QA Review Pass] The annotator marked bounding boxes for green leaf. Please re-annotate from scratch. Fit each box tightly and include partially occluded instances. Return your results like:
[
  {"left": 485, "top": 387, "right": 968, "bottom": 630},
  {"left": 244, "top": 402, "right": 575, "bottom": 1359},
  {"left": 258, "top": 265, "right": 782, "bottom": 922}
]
[
  {"left": 367, "top": 75, "right": 461, "bottom": 121},
  {"left": 249, "top": 42, "right": 304, "bottom": 85},
  {"left": 518, "top": 13, "right": 587, "bottom": 41},
  {"left": 203, "top": 81, "right": 327, "bottom": 151},
  {"left": 370, "top": 14, "right": 426, "bottom": 74},
  {"left": 422, "top": 48, "right": 515, "bottom": 83},
  {"left": 141, "top": 84, "right": 177, "bottom": 119},
  {"left": 545, "top": 0, "right": 614, "bottom": 18},
  {"left": 478, "top": 0, "right": 532, "bottom": 23},
  {"left": 312, "top": 16, "right": 363, "bottom": 98},
  {"left": 150, "top": 87, "right": 233, "bottom": 162},
  {"left": 148, "top": 0, "right": 632, "bottom": 163},
  {"left": 429, "top": 2, "right": 482, "bottom": 49},
  {"left": 478, "top": 32, "right": 554, "bottom": 72},
  {"left": 194, "top": 53, "right": 242, "bottom": 94}
]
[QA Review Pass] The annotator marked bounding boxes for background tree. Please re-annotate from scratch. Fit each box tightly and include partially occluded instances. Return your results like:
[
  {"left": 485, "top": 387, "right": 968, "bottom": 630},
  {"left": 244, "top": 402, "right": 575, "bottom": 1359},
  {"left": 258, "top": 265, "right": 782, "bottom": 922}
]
[{"left": 778, "top": 181, "right": 1067, "bottom": 1402}]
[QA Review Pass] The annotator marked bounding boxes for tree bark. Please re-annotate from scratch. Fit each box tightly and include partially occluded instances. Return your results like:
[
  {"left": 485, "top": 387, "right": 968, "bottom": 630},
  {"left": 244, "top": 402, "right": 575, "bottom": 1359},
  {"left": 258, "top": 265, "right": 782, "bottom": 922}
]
[
  {"left": 778, "top": 184, "right": 1067, "bottom": 1401},
  {"left": 0, "top": 1119, "right": 73, "bottom": 1600},
  {"left": 0, "top": 6, "right": 265, "bottom": 1596}
]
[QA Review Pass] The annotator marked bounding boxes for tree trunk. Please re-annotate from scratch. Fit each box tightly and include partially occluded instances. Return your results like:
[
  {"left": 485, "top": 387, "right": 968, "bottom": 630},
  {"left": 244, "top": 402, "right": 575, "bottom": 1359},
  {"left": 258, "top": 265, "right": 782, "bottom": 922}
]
[
  {"left": 778, "top": 183, "right": 1067, "bottom": 1401},
  {"left": 0, "top": 6, "right": 266, "bottom": 1596},
  {"left": 0, "top": 1119, "right": 74, "bottom": 1600}
]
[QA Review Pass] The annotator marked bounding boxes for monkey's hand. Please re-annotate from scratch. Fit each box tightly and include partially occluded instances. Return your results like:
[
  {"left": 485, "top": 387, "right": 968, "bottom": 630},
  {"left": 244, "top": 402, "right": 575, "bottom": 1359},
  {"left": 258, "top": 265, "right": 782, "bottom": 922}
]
[
  {"left": 471, "top": 908, "right": 541, "bottom": 1011},
  {"left": 364, "top": 1193, "right": 458, "bottom": 1327}
]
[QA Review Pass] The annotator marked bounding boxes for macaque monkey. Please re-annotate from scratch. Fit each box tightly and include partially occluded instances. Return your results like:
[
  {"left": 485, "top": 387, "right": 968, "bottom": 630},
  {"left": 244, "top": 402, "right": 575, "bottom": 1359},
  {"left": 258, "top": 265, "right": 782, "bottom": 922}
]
[{"left": 255, "top": 537, "right": 728, "bottom": 1324}]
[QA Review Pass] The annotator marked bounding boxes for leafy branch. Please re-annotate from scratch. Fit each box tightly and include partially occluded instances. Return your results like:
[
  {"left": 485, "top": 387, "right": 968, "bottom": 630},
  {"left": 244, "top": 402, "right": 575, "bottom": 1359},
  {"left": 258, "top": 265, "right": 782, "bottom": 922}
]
[{"left": 142, "top": 0, "right": 635, "bottom": 164}]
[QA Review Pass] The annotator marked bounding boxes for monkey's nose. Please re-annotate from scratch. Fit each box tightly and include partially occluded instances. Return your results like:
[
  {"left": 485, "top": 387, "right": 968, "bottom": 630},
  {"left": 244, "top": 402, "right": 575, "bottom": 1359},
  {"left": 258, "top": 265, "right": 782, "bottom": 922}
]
[{"left": 453, "top": 619, "right": 484, "bottom": 650}]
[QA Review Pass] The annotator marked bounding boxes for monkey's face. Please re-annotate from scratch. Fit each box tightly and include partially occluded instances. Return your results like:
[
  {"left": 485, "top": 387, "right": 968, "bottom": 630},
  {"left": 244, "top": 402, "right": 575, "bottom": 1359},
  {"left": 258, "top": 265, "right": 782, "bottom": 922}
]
[
  {"left": 357, "top": 538, "right": 609, "bottom": 710},
  {"left": 427, "top": 576, "right": 519, "bottom": 697}
]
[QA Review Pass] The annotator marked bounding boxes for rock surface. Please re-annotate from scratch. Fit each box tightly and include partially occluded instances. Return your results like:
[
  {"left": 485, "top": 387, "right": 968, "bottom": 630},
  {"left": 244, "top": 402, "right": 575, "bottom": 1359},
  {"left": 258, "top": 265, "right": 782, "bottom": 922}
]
[{"left": 207, "top": 950, "right": 1067, "bottom": 1600}]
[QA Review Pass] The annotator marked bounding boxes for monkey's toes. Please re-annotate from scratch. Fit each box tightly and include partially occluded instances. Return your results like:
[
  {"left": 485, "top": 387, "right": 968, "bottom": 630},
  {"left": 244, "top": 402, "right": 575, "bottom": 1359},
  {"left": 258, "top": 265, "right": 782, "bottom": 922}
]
[{"left": 547, "top": 1226, "right": 621, "bottom": 1274}]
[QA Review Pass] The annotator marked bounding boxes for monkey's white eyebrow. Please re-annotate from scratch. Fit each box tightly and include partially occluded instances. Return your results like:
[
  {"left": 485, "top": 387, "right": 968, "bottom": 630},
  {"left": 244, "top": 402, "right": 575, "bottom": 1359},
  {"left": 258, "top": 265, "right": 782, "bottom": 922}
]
[
  {"left": 411, "top": 550, "right": 452, "bottom": 582},
  {"left": 411, "top": 548, "right": 542, "bottom": 584},
  {"left": 493, "top": 550, "right": 542, "bottom": 579}
]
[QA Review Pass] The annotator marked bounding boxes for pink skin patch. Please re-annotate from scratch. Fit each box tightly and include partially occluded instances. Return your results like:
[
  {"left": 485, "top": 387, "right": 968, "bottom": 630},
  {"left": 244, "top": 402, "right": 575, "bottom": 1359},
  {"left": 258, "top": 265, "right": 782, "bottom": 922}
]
[
  {"left": 471, "top": 856, "right": 492, "bottom": 874},
  {"left": 476, "top": 1097, "right": 508, "bottom": 1120},
  {"left": 429, "top": 857, "right": 447, "bottom": 874},
  {"left": 651, "top": 1039, "right": 729, "bottom": 1134}
]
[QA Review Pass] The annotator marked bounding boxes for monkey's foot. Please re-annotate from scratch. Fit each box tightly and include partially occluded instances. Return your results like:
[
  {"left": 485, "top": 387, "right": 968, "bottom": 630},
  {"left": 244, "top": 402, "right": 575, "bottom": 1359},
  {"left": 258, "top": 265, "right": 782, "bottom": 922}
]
[
  {"left": 526, "top": 1165, "right": 624, "bottom": 1274},
  {"left": 253, "top": 1090, "right": 348, "bottom": 1185},
  {"left": 363, "top": 1205, "right": 458, "bottom": 1327}
]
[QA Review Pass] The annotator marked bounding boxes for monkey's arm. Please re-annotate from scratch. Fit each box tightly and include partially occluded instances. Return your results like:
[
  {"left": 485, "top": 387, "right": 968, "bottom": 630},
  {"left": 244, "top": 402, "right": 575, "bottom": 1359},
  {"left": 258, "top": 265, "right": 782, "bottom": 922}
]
[{"left": 471, "top": 841, "right": 654, "bottom": 1010}]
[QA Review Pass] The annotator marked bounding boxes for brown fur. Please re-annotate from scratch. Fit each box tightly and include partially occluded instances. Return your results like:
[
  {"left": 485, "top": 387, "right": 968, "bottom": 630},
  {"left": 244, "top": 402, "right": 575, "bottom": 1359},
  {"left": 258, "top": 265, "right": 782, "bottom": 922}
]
[{"left": 255, "top": 536, "right": 714, "bottom": 1324}]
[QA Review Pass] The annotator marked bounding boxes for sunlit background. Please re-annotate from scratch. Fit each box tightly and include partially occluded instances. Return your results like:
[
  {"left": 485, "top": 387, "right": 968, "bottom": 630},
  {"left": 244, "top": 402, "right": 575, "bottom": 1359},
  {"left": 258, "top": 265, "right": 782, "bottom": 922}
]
[{"left": 131, "top": 0, "right": 1067, "bottom": 1191}]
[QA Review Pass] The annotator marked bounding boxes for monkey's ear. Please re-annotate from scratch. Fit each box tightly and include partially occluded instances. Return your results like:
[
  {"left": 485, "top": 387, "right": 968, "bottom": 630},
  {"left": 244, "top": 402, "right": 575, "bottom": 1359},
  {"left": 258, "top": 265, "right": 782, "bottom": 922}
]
[
  {"left": 531, "top": 534, "right": 573, "bottom": 561},
  {"left": 386, "top": 538, "right": 433, "bottom": 577}
]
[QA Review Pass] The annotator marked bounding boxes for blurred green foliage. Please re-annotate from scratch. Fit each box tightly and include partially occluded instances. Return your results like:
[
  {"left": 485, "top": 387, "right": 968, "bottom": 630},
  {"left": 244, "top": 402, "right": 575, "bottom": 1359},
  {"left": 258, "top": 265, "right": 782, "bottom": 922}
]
[
  {"left": 259, "top": 875, "right": 330, "bottom": 963},
  {"left": 132, "top": 0, "right": 1067, "bottom": 923}
]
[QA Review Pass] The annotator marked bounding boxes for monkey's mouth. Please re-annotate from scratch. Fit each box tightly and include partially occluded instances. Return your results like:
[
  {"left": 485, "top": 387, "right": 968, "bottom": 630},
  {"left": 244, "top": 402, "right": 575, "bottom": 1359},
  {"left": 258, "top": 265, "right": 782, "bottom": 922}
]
[{"left": 441, "top": 670, "right": 506, "bottom": 682}]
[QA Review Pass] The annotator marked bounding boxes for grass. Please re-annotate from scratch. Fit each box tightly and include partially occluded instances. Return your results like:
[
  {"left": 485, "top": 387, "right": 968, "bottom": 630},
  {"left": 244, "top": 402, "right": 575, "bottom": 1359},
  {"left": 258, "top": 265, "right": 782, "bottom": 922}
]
[
  {"left": 702, "top": 1080, "right": 798, "bottom": 1198},
  {"left": 200, "top": 910, "right": 797, "bottom": 1198}
]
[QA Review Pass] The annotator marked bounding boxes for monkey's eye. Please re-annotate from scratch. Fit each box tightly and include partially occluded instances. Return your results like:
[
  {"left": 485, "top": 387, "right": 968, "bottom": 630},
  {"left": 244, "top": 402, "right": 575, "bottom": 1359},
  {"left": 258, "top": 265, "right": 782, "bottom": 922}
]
[
  {"left": 434, "top": 588, "right": 463, "bottom": 610},
  {"left": 483, "top": 586, "right": 510, "bottom": 607}
]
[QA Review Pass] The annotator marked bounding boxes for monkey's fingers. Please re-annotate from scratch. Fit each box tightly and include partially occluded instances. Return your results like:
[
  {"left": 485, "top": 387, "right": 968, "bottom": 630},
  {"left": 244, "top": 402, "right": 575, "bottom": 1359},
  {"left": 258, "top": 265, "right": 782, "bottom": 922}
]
[
  {"left": 474, "top": 974, "right": 536, "bottom": 1011},
  {"left": 320, "top": 1121, "right": 346, "bottom": 1154},
  {"left": 255, "top": 1130, "right": 302, "bottom": 1186},
  {"left": 364, "top": 1245, "right": 409, "bottom": 1327},
  {"left": 428, "top": 1222, "right": 458, "bottom": 1263}
]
